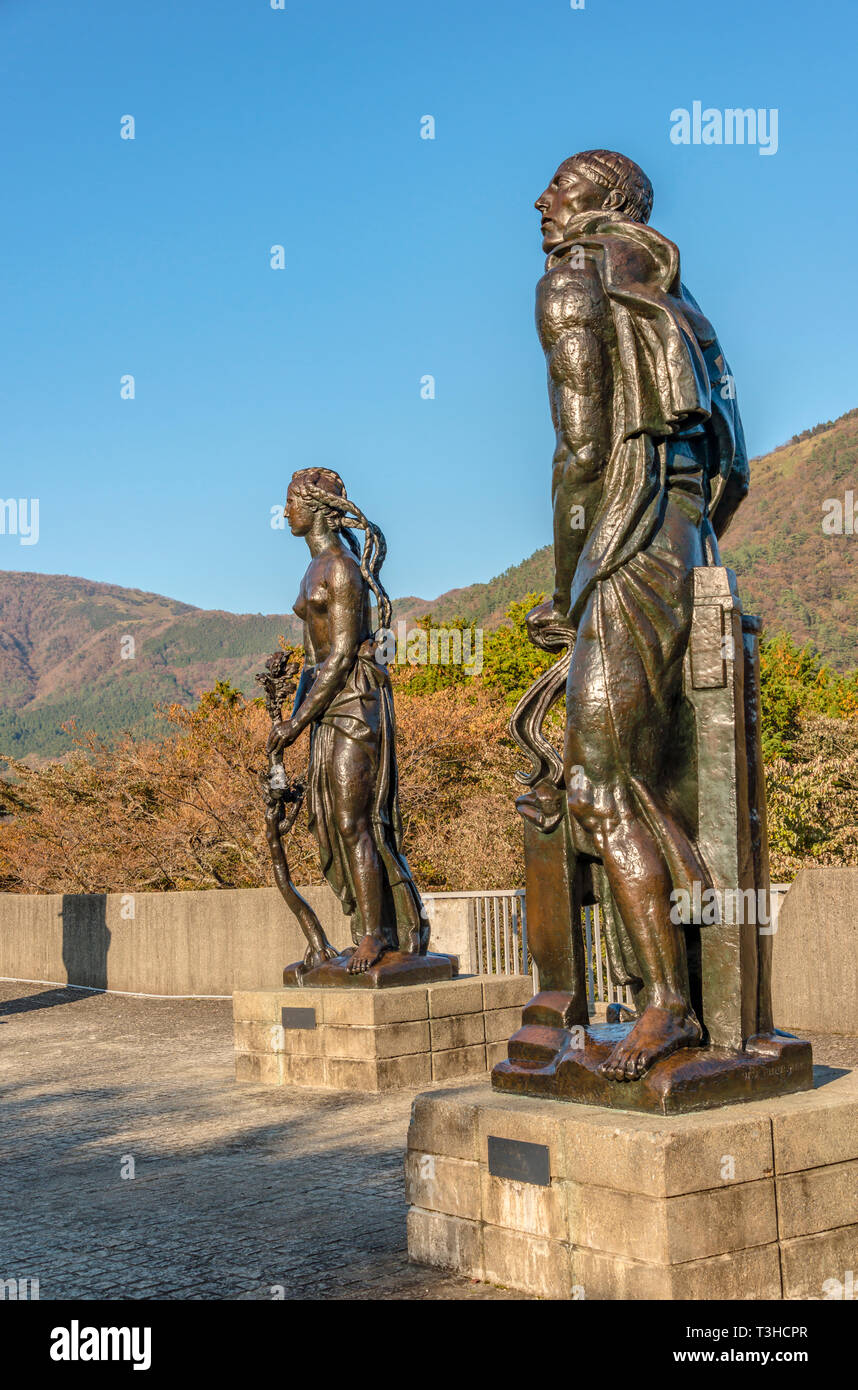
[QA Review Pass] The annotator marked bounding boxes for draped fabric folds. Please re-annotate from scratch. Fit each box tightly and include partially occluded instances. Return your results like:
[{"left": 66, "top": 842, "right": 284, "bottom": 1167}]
[
  {"left": 548, "top": 212, "right": 748, "bottom": 985},
  {"left": 545, "top": 210, "right": 748, "bottom": 629},
  {"left": 305, "top": 643, "right": 424, "bottom": 952}
]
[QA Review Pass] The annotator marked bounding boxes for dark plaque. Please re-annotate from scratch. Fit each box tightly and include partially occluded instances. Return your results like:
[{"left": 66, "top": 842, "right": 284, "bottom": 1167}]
[
  {"left": 487, "top": 1135, "right": 551, "bottom": 1187},
  {"left": 281, "top": 1006, "right": 317, "bottom": 1031}
]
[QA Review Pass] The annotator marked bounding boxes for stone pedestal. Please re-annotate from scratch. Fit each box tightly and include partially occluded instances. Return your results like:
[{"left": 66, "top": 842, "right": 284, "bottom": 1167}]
[
  {"left": 233, "top": 974, "right": 534, "bottom": 1092},
  {"left": 406, "top": 1067, "right": 858, "bottom": 1299}
]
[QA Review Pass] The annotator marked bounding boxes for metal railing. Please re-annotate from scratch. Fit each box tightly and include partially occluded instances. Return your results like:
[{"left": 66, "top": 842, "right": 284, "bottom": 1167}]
[
  {"left": 583, "top": 905, "right": 635, "bottom": 1010},
  {"left": 467, "top": 890, "right": 529, "bottom": 977},
  {"left": 453, "top": 889, "right": 631, "bottom": 1010},
  {"left": 442, "top": 883, "right": 794, "bottom": 1012}
]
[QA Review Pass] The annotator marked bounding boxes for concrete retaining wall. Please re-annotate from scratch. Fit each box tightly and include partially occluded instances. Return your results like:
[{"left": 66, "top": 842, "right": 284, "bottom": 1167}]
[
  {"left": 0, "top": 868, "right": 854, "bottom": 1032},
  {"left": 0, "top": 885, "right": 473, "bottom": 996},
  {"left": 770, "top": 868, "right": 858, "bottom": 1035},
  {"left": 0, "top": 886, "right": 349, "bottom": 996}
]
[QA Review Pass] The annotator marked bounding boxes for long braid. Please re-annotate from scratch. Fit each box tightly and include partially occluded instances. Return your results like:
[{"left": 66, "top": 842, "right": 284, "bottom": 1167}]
[{"left": 289, "top": 469, "right": 392, "bottom": 631}]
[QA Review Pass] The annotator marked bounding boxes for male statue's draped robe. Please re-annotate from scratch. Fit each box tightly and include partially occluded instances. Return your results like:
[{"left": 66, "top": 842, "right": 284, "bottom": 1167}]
[{"left": 544, "top": 210, "right": 749, "bottom": 987}]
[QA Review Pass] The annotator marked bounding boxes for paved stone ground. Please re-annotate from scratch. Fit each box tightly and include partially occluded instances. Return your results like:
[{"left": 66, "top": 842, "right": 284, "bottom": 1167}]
[
  {"left": 0, "top": 981, "right": 525, "bottom": 1301},
  {"left": 1, "top": 980, "right": 854, "bottom": 1303}
]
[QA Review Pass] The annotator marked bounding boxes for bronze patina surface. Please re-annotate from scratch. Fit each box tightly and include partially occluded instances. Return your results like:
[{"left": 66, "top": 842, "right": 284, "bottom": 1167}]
[
  {"left": 492, "top": 150, "right": 811, "bottom": 1109},
  {"left": 257, "top": 650, "right": 340, "bottom": 973},
  {"left": 493, "top": 991, "right": 812, "bottom": 1115},
  {"left": 283, "top": 950, "right": 459, "bottom": 990},
  {"left": 264, "top": 468, "right": 450, "bottom": 988}
]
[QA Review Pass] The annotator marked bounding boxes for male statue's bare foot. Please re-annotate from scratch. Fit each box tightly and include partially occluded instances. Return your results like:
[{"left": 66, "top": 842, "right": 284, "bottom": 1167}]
[
  {"left": 599, "top": 1005, "right": 702, "bottom": 1082},
  {"left": 346, "top": 933, "right": 389, "bottom": 974}
]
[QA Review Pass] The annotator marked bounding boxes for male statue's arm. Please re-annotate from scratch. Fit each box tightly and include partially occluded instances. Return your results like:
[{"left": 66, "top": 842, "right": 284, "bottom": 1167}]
[
  {"left": 529, "top": 306, "right": 610, "bottom": 648},
  {"left": 549, "top": 377, "right": 610, "bottom": 616}
]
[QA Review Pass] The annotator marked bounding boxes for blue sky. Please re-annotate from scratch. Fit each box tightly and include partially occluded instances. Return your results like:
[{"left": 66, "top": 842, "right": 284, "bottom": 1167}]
[{"left": 1, "top": 0, "right": 855, "bottom": 613}]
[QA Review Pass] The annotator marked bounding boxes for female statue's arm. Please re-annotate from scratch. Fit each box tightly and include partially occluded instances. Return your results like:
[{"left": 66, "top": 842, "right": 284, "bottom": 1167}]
[
  {"left": 269, "top": 556, "right": 362, "bottom": 749},
  {"left": 290, "top": 623, "right": 317, "bottom": 714}
]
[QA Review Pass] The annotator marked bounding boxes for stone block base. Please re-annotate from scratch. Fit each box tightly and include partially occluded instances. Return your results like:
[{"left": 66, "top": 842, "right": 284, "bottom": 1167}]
[
  {"left": 233, "top": 974, "right": 534, "bottom": 1092},
  {"left": 406, "top": 1067, "right": 858, "bottom": 1298}
]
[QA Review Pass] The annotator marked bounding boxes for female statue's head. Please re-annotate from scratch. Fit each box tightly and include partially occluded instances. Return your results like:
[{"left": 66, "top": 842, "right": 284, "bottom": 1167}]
[
  {"left": 285, "top": 467, "right": 347, "bottom": 539},
  {"left": 285, "top": 467, "right": 392, "bottom": 631}
]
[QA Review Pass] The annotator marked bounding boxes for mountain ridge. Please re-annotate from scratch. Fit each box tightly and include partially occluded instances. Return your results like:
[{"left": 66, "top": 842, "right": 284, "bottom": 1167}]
[{"left": 2, "top": 406, "right": 856, "bottom": 758}]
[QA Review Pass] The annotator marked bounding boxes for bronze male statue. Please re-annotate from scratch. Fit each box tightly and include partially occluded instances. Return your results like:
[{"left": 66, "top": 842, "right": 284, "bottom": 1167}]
[
  {"left": 493, "top": 151, "right": 811, "bottom": 1108},
  {"left": 527, "top": 151, "right": 747, "bottom": 1079}
]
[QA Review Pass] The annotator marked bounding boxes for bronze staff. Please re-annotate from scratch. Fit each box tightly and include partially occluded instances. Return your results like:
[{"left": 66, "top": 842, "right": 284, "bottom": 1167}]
[{"left": 256, "top": 650, "right": 339, "bottom": 970}]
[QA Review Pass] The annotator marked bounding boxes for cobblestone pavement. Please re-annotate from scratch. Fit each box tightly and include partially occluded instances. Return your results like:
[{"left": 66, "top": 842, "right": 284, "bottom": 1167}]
[
  {"left": 1, "top": 981, "right": 854, "bottom": 1303},
  {"left": 0, "top": 982, "right": 526, "bottom": 1301}
]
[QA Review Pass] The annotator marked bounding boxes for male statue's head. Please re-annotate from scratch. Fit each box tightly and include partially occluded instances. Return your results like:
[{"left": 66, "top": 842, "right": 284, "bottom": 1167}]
[{"left": 535, "top": 150, "right": 653, "bottom": 252}]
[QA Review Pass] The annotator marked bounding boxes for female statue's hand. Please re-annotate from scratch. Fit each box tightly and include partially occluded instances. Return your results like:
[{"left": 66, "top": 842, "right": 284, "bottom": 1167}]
[{"left": 267, "top": 718, "right": 300, "bottom": 754}]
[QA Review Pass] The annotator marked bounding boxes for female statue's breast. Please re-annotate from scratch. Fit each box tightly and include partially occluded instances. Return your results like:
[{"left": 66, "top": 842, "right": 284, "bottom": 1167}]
[{"left": 294, "top": 575, "right": 330, "bottom": 619}]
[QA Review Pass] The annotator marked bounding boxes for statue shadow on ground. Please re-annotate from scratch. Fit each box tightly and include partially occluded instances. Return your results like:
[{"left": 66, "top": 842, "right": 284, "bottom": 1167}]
[
  {"left": 812, "top": 1064, "right": 851, "bottom": 1088},
  {"left": 0, "top": 1004, "right": 498, "bottom": 1300},
  {"left": 0, "top": 893, "right": 110, "bottom": 1021}
]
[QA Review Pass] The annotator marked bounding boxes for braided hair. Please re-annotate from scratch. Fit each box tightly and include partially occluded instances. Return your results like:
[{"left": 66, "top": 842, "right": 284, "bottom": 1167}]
[{"left": 288, "top": 467, "right": 392, "bottom": 631}]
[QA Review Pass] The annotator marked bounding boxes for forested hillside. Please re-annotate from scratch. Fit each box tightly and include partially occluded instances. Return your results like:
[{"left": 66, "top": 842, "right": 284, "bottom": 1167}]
[{"left": 1, "top": 407, "right": 856, "bottom": 758}]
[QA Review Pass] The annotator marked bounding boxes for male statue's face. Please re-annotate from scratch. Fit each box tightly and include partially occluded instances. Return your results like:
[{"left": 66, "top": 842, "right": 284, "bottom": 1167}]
[{"left": 534, "top": 160, "right": 612, "bottom": 251}]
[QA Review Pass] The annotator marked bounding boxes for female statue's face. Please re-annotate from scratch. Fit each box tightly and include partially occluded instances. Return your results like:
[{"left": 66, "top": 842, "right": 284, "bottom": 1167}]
[{"left": 284, "top": 486, "right": 315, "bottom": 537}]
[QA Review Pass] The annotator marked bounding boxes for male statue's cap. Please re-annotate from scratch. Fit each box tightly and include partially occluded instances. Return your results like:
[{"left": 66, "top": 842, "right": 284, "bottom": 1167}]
[{"left": 568, "top": 149, "right": 654, "bottom": 224}]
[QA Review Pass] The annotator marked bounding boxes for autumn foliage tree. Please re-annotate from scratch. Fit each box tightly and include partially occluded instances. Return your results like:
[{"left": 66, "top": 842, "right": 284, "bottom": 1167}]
[
  {"left": 0, "top": 606, "right": 856, "bottom": 894},
  {"left": 0, "top": 670, "right": 524, "bottom": 896}
]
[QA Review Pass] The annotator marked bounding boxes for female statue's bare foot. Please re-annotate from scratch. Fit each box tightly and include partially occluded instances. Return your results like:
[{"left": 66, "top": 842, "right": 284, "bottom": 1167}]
[
  {"left": 346, "top": 933, "right": 388, "bottom": 974},
  {"left": 599, "top": 1005, "right": 702, "bottom": 1082}
]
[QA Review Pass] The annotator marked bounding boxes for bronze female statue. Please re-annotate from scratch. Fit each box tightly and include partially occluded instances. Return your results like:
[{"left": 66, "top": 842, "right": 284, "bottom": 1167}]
[{"left": 266, "top": 467, "right": 432, "bottom": 978}]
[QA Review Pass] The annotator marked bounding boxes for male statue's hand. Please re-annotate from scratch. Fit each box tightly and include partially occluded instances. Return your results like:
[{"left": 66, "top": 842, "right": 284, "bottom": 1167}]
[
  {"left": 526, "top": 599, "right": 576, "bottom": 653},
  {"left": 267, "top": 718, "right": 300, "bottom": 755}
]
